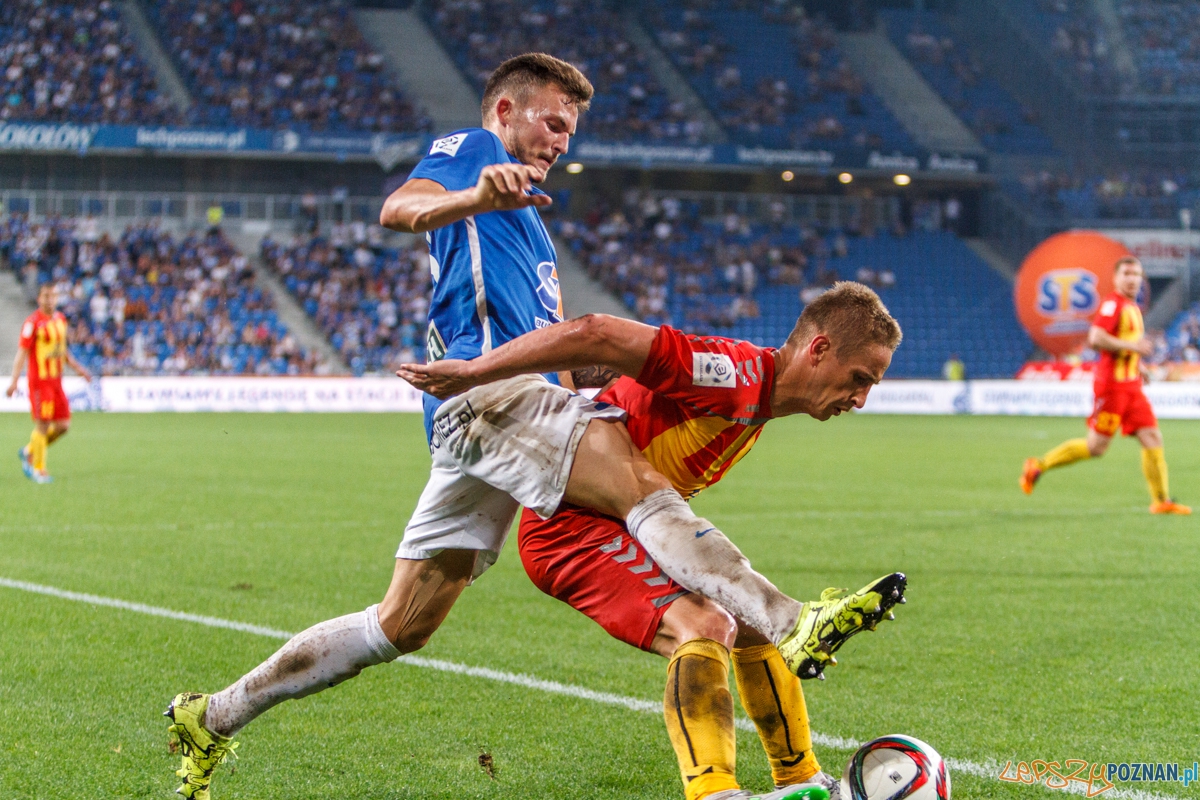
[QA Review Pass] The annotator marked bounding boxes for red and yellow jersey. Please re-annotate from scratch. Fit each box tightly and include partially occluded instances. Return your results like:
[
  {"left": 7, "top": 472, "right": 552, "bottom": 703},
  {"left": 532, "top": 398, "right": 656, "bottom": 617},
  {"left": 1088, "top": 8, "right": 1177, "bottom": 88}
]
[
  {"left": 1092, "top": 291, "right": 1143, "bottom": 385},
  {"left": 18, "top": 309, "right": 69, "bottom": 388},
  {"left": 597, "top": 326, "right": 775, "bottom": 499}
]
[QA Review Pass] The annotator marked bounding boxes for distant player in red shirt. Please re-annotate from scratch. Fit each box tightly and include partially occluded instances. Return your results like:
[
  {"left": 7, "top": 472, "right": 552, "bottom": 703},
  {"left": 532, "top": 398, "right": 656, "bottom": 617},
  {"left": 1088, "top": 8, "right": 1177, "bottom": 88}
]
[
  {"left": 6, "top": 283, "right": 92, "bottom": 483},
  {"left": 1021, "top": 257, "right": 1189, "bottom": 514},
  {"left": 403, "top": 283, "right": 906, "bottom": 800}
]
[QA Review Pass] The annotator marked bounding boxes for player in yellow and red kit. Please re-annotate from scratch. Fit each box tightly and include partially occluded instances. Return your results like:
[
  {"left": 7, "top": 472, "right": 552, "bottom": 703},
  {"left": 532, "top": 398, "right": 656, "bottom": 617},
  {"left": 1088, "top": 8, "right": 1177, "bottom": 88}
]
[
  {"left": 1021, "top": 257, "right": 1190, "bottom": 514},
  {"left": 402, "top": 282, "right": 907, "bottom": 800},
  {"left": 6, "top": 283, "right": 92, "bottom": 483}
]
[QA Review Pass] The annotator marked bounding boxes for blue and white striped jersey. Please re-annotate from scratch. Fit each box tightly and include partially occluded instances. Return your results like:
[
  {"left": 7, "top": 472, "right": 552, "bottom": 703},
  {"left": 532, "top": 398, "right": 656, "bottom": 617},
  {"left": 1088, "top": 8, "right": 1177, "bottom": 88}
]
[{"left": 408, "top": 128, "right": 564, "bottom": 440}]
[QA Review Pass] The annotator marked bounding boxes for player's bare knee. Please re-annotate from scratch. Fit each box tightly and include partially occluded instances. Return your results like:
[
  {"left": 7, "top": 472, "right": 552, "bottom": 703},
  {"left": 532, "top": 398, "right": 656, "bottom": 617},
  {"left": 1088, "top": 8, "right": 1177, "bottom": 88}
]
[
  {"left": 1088, "top": 440, "right": 1110, "bottom": 457},
  {"left": 634, "top": 468, "right": 673, "bottom": 502},
  {"left": 662, "top": 595, "right": 736, "bottom": 652}
]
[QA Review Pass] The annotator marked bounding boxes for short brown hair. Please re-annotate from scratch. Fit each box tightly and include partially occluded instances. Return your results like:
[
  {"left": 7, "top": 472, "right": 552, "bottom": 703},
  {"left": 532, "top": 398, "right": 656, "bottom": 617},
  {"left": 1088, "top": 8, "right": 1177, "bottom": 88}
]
[
  {"left": 481, "top": 53, "right": 594, "bottom": 118},
  {"left": 1114, "top": 255, "right": 1142, "bottom": 273},
  {"left": 786, "top": 281, "right": 902, "bottom": 357}
]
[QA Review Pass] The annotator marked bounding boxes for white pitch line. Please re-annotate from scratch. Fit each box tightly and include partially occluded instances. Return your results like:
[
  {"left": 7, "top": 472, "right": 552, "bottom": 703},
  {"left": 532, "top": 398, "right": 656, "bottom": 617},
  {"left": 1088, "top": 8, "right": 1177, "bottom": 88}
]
[{"left": 0, "top": 577, "right": 1183, "bottom": 800}]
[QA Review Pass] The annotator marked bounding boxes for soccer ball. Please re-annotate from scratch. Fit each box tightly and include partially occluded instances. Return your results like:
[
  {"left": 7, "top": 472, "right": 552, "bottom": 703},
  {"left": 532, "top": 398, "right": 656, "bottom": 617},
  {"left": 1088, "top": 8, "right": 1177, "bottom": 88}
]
[{"left": 840, "top": 734, "right": 951, "bottom": 800}]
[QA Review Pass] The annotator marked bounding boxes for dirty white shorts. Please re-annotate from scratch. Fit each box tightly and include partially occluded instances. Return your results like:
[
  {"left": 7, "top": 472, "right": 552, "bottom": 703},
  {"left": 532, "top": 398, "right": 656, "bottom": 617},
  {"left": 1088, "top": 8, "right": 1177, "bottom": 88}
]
[{"left": 397, "top": 374, "right": 626, "bottom": 578}]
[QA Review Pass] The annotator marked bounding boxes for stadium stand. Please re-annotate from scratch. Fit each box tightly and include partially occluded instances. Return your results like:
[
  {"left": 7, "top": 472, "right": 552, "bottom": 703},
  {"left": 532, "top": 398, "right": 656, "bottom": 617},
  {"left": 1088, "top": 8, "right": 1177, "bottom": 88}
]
[
  {"left": 148, "top": 0, "right": 431, "bottom": 132},
  {"left": 878, "top": 9, "right": 1057, "bottom": 155},
  {"left": 0, "top": 215, "right": 317, "bottom": 375},
  {"left": 259, "top": 228, "right": 429, "bottom": 375},
  {"left": 1008, "top": 166, "right": 1200, "bottom": 222},
  {"left": 1010, "top": 0, "right": 1120, "bottom": 95},
  {"left": 1117, "top": 0, "right": 1200, "bottom": 96},
  {"left": 0, "top": 0, "right": 177, "bottom": 125},
  {"left": 423, "top": 0, "right": 710, "bottom": 143},
  {"left": 556, "top": 192, "right": 1030, "bottom": 378},
  {"left": 645, "top": 1, "right": 918, "bottom": 151},
  {"left": 1165, "top": 300, "right": 1200, "bottom": 363}
]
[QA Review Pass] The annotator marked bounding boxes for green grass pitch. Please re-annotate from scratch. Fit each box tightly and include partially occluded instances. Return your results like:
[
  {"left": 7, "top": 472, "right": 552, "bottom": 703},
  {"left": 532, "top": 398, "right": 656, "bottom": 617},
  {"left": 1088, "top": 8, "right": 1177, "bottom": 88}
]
[{"left": 0, "top": 411, "right": 1196, "bottom": 799}]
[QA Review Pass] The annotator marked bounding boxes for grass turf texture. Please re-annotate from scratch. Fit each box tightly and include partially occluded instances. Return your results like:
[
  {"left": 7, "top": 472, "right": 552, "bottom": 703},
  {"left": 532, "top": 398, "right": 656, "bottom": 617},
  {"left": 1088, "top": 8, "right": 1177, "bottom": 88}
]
[{"left": 0, "top": 412, "right": 1196, "bottom": 800}]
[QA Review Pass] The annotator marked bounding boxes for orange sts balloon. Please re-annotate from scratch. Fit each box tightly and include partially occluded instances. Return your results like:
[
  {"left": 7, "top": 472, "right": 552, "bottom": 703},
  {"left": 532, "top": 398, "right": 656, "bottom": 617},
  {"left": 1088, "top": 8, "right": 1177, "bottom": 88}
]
[{"left": 1014, "top": 231, "right": 1130, "bottom": 357}]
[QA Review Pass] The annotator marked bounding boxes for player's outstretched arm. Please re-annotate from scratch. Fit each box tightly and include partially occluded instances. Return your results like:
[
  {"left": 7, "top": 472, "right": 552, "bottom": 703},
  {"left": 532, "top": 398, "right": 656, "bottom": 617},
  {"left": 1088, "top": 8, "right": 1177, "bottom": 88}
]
[
  {"left": 6, "top": 348, "right": 27, "bottom": 397},
  {"left": 64, "top": 347, "right": 91, "bottom": 382},
  {"left": 1087, "top": 325, "right": 1154, "bottom": 357},
  {"left": 398, "top": 314, "right": 658, "bottom": 399},
  {"left": 380, "top": 163, "right": 550, "bottom": 234}
]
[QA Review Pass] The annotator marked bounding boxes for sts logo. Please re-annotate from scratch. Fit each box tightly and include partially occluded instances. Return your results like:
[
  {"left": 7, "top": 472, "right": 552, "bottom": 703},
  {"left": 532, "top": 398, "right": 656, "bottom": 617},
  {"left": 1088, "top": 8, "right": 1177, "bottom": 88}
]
[
  {"left": 536, "top": 261, "right": 564, "bottom": 324},
  {"left": 1036, "top": 269, "right": 1098, "bottom": 316},
  {"left": 1014, "top": 231, "right": 1127, "bottom": 357}
]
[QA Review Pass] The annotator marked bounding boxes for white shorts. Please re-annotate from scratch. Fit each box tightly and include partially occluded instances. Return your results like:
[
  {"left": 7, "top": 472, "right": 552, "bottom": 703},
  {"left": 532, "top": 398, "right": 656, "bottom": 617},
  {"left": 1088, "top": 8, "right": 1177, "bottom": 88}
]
[{"left": 397, "top": 374, "right": 626, "bottom": 578}]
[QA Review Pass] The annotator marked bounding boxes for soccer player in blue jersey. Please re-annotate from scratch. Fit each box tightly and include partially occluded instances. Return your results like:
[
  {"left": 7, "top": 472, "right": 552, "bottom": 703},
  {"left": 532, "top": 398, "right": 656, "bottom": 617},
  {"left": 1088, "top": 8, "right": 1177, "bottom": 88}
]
[{"left": 165, "top": 54, "right": 897, "bottom": 799}]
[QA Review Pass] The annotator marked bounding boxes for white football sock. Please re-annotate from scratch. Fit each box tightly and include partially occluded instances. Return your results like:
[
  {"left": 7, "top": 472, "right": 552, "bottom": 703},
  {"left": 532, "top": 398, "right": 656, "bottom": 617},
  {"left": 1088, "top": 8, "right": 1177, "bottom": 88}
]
[
  {"left": 205, "top": 604, "right": 400, "bottom": 736},
  {"left": 625, "top": 489, "right": 802, "bottom": 644}
]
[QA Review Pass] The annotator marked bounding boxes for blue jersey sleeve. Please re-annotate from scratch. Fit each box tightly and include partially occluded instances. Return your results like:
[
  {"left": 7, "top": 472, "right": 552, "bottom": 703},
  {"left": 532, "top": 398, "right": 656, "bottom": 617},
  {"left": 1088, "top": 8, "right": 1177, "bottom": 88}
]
[{"left": 409, "top": 129, "right": 500, "bottom": 192}]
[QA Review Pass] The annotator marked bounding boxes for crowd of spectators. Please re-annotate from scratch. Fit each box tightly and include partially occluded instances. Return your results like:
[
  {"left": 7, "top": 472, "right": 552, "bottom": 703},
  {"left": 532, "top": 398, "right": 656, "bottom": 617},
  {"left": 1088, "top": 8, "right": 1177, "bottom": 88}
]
[
  {"left": 1033, "top": 0, "right": 1122, "bottom": 94},
  {"left": 1164, "top": 302, "right": 1200, "bottom": 364},
  {"left": 0, "top": 0, "right": 176, "bottom": 125},
  {"left": 1118, "top": 0, "right": 1200, "bottom": 96},
  {"left": 1013, "top": 168, "right": 1200, "bottom": 221},
  {"left": 648, "top": 0, "right": 910, "bottom": 151},
  {"left": 882, "top": 9, "right": 1056, "bottom": 155},
  {"left": 152, "top": 0, "right": 430, "bottom": 133},
  {"left": 426, "top": 0, "right": 707, "bottom": 143},
  {"left": 0, "top": 215, "right": 318, "bottom": 376},
  {"left": 555, "top": 190, "right": 887, "bottom": 333},
  {"left": 260, "top": 224, "right": 430, "bottom": 375}
]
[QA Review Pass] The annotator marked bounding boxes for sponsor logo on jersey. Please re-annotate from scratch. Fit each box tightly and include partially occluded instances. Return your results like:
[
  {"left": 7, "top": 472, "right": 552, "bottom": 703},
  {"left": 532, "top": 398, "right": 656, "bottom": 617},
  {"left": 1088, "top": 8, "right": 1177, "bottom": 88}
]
[
  {"left": 535, "top": 261, "right": 564, "bottom": 322},
  {"left": 429, "top": 133, "right": 468, "bottom": 157},
  {"left": 693, "top": 352, "right": 736, "bottom": 388}
]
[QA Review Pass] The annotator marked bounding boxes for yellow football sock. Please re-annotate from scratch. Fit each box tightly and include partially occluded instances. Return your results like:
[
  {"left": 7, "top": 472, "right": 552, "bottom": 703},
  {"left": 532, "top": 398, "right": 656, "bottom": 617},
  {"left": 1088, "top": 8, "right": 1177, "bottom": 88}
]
[
  {"left": 664, "top": 638, "right": 739, "bottom": 800},
  {"left": 733, "top": 643, "right": 821, "bottom": 787},
  {"left": 1142, "top": 447, "right": 1169, "bottom": 503},
  {"left": 1040, "top": 438, "right": 1091, "bottom": 471},
  {"left": 28, "top": 429, "right": 47, "bottom": 472}
]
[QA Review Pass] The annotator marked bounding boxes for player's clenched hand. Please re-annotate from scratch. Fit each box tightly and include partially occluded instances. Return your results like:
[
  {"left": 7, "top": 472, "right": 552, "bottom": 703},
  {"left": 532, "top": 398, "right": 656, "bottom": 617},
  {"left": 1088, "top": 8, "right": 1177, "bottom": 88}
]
[
  {"left": 473, "top": 164, "right": 551, "bottom": 213},
  {"left": 4, "top": 382, "right": 15, "bottom": 398},
  {"left": 396, "top": 360, "right": 477, "bottom": 399},
  {"left": 1133, "top": 337, "right": 1155, "bottom": 358}
]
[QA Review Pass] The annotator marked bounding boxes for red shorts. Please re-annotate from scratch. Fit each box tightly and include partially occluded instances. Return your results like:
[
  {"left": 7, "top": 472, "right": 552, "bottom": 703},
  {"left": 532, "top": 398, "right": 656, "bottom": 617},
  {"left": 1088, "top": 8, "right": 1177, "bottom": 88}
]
[
  {"left": 518, "top": 505, "right": 689, "bottom": 652},
  {"left": 1088, "top": 381, "right": 1156, "bottom": 437},
  {"left": 29, "top": 381, "right": 70, "bottom": 423}
]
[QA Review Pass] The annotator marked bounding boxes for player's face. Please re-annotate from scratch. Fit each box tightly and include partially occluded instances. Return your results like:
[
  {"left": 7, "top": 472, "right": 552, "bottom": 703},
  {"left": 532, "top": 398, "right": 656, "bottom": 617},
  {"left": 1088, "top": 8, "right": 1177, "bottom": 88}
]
[
  {"left": 505, "top": 83, "right": 578, "bottom": 174},
  {"left": 809, "top": 342, "right": 892, "bottom": 421},
  {"left": 37, "top": 287, "right": 56, "bottom": 314},
  {"left": 1114, "top": 261, "right": 1143, "bottom": 300}
]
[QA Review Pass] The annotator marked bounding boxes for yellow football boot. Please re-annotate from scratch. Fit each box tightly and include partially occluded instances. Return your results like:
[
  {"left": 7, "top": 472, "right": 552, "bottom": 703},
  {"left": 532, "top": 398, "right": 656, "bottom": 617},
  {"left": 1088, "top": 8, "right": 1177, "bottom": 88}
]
[
  {"left": 778, "top": 573, "right": 907, "bottom": 680},
  {"left": 165, "top": 692, "right": 238, "bottom": 799}
]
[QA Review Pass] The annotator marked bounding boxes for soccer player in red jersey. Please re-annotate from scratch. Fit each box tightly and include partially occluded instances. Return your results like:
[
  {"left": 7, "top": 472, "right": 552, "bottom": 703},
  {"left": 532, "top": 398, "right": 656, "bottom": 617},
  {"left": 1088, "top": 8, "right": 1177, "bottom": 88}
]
[
  {"left": 402, "top": 282, "right": 905, "bottom": 800},
  {"left": 6, "top": 284, "right": 91, "bottom": 483},
  {"left": 1021, "top": 257, "right": 1190, "bottom": 514}
]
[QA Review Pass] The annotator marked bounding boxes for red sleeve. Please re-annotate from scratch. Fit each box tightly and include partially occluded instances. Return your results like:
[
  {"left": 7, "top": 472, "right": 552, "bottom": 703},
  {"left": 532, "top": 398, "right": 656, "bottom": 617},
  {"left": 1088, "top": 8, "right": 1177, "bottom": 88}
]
[
  {"left": 18, "top": 316, "right": 35, "bottom": 352},
  {"left": 634, "top": 325, "right": 774, "bottom": 420},
  {"left": 1092, "top": 295, "right": 1121, "bottom": 335}
]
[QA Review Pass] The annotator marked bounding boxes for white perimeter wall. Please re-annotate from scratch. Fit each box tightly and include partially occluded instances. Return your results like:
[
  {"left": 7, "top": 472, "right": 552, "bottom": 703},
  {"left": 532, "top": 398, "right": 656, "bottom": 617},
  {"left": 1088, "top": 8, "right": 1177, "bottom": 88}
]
[{"left": 2, "top": 378, "right": 1199, "bottom": 417}]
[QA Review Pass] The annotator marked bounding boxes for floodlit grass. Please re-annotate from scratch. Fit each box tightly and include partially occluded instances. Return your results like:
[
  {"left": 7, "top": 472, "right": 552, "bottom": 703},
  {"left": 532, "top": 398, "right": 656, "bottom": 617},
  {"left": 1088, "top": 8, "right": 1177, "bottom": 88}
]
[{"left": 0, "top": 412, "right": 1196, "bottom": 799}]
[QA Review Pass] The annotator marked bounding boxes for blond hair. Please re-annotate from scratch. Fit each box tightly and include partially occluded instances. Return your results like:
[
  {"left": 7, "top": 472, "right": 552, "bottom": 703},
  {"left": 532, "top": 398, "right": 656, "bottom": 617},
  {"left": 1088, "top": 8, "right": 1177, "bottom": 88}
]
[{"left": 786, "top": 281, "right": 902, "bottom": 357}]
